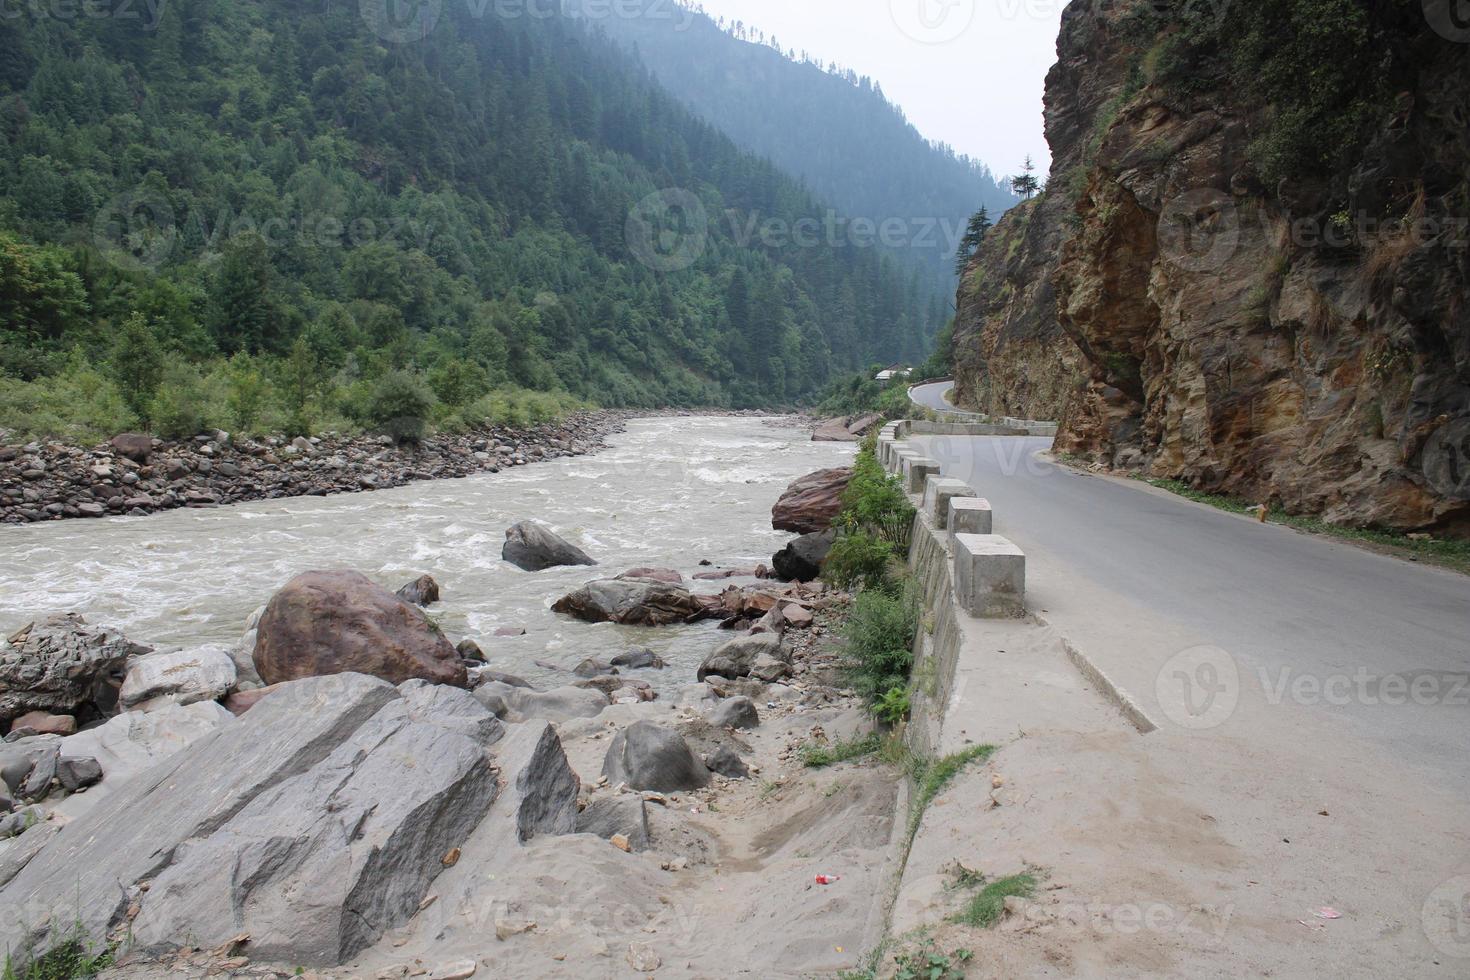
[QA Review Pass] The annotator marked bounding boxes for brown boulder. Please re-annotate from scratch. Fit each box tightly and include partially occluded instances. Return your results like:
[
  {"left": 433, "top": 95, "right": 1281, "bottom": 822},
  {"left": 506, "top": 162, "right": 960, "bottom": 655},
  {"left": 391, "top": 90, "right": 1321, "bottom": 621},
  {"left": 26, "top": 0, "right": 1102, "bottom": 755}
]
[
  {"left": 395, "top": 574, "right": 441, "bottom": 606},
  {"left": 771, "top": 467, "right": 852, "bottom": 534},
  {"left": 10, "top": 711, "right": 76, "bottom": 736},
  {"left": 551, "top": 580, "right": 708, "bottom": 626},
  {"left": 109, "top": 433, "right": 154, "bottom": 464},
  {"left": 252, "top": 571, "right": 467, "bottom": 688}
]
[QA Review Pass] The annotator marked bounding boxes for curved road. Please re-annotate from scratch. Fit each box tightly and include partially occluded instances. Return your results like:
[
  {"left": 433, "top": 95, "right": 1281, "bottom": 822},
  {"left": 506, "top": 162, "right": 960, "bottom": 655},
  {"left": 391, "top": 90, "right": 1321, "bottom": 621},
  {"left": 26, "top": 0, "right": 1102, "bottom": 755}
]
[
  {"left": 911, "top": 434, "right": 1470, "bottom": 794},
  {"left": 907, "top": 380, "right": 959, "bottom": 413}
]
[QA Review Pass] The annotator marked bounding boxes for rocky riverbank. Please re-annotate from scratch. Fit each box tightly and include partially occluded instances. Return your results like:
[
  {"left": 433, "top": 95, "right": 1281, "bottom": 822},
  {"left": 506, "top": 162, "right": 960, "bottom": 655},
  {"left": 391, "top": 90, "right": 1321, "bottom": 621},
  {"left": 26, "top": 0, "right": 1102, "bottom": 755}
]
[
  {"left": 0, "top": 409, "right": 799, "bottom": 526},
  {"left": 0, "top": 552, "right": 892, "bottom": 978}
]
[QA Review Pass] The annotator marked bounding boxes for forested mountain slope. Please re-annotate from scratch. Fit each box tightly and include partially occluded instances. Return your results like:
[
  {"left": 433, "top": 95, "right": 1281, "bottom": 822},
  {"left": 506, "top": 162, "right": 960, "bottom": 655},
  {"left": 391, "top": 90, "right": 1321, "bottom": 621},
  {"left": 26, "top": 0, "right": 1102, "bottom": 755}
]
[
  {"left": 597, "top": 2, "right": 1017, "bottom": 301},
  {"left": 0, "top": 0, "right": 935, "bottom": 440}
]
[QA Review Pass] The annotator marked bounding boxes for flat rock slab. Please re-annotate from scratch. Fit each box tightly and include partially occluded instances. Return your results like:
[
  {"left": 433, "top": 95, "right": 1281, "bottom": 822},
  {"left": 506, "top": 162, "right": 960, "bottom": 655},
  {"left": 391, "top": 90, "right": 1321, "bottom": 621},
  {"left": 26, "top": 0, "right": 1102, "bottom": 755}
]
[
  {"left": 129, "top": 687, "right": 501, "bottom": 966},
  {"left": 0, "top": 673, "right": 400, "bottom": 965},
  {"left": 119, "top": 646, "right": 237, "bottom": 711}
]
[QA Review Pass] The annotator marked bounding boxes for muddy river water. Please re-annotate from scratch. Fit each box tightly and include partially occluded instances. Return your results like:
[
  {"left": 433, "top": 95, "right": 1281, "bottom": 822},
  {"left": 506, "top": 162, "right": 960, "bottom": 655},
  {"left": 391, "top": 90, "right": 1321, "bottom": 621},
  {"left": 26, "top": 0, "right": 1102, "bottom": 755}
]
[{"left": 0, "top": 416, "right": 853, "bottom": 694}]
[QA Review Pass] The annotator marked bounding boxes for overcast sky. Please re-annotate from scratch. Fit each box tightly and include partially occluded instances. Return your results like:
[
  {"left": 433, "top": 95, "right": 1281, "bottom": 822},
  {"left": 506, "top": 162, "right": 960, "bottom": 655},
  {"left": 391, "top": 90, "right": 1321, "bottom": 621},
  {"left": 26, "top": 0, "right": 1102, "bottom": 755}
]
[{"left": 688, "top": 0, "right": 1064, "bottom": 179}]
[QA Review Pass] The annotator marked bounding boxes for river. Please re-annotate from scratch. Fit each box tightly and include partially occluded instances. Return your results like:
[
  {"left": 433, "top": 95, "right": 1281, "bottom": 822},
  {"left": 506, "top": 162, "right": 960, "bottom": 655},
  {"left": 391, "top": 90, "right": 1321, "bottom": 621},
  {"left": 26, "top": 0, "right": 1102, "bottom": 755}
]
[{"left": 0, "top": 416, "right": 853, "bottom": 694}]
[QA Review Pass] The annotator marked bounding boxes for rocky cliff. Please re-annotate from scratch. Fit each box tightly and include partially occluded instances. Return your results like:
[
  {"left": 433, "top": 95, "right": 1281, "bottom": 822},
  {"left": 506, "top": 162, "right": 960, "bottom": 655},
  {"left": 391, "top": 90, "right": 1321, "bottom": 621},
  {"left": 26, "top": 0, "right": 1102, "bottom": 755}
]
[
  {"left": 951, "top": 196, "right": 1081, "bottom": 420},
  {"left": 959, "top": 0, "right": 1470, "bottom": 533}
]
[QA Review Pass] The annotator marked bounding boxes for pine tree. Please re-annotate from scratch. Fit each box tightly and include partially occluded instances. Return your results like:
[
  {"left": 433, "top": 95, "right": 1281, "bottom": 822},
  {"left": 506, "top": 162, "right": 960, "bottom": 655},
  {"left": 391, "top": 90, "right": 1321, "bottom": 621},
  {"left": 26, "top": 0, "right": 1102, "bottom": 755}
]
[
  {"left": 1011, "top": 156, "right": 1041, "bottom": 200},
  {"left": 954, "top": 206, "right": 992, "bottom": 275}
]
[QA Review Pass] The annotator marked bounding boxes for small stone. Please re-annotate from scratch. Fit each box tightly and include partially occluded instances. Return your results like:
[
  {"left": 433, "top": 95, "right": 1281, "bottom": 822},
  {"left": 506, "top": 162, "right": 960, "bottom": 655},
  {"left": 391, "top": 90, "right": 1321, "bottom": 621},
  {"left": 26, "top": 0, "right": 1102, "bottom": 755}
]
[
  {"left": 495, "top": 919, "right": 536, "bottom": 941},
  {"left": 610, "top": 833, "right": 631, "bottom": 852},
  {"left": 626, "top": 941, "right": 660, "bottom": 972},
  {"left": 441, "top": 846, "right": 461, "bottom": 867},
  {"left": 427, "top": 960, "right": 476, "bottom": 980}
]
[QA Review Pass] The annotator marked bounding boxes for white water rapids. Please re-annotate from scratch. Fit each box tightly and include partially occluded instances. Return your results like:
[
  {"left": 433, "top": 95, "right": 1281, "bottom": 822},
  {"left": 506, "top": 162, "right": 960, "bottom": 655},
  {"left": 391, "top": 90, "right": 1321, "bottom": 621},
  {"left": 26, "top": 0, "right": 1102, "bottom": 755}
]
[{"left": 0, "top": 416, "right": 853, "bottom": 694}]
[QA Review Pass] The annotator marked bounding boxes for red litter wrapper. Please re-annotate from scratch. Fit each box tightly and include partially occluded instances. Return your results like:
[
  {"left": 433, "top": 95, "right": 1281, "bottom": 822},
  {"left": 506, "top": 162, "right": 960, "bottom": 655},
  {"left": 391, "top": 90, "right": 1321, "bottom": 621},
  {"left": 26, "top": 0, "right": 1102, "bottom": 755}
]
[{"left": 815, "top": 874, "right": 841, "bottom": 885}]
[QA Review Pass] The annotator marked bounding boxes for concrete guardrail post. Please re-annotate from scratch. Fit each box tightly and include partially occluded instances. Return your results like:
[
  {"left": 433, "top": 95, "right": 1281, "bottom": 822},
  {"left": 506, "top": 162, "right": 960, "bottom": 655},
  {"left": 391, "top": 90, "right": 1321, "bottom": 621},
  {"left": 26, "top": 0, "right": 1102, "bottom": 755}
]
[
  {"left": 921, "top": 475, "right": 971, "bottom": 527},
  {"left": 953, "top": 533, "right": 1025, "bottom": 619}
]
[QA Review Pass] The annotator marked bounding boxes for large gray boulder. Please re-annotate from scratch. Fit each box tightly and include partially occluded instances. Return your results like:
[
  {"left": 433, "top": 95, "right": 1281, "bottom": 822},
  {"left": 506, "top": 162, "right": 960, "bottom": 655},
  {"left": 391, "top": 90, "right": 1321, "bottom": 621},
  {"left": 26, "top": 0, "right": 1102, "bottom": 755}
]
[
  {"left": 491, "top": 722, "right": 580, "bottom": 843},
  {"left": 0, "top": 674, "right": 400, "bottom": 967},
  {"left": 601, "top": 721, "right": 710, "bottom": 793},
  {"left": 0, "top": 615, "right": 149, "bottom": 728},
  {"left": 697, "top": 634, "right": 787, "bottom": 682},
  {"left": 551, "top": 579, "right": 707, "bottom": 626},
  {"left": 129, "top": 687, "right": 501, "bottom": 966},
  {"left": 473, "top": 683, "right": 609, "bottom": 724},
  {"left": 119, "top": 646, "right": 237, "bottom": 712},
  {"left": 576, "top": 795, "right": 650, "bottom": 851},
  {"left": 708, "top": 696, "right": 760, "bottom": 730},
  {"left": 502, "top": 521, "right": 596, "bottom": 572}
]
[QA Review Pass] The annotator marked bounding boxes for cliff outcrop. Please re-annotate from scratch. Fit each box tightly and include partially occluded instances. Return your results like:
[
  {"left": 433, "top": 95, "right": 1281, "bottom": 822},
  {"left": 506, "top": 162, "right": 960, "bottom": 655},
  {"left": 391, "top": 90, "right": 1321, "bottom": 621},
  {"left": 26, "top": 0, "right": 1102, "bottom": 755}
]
[{"left": 959, "top": 0, "right": 1470, "bottom": 533}]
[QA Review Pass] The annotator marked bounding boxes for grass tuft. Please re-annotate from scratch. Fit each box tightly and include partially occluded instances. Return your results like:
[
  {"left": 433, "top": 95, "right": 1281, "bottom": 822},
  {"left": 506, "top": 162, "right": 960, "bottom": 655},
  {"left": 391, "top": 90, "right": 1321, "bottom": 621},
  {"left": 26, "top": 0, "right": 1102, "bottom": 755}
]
[
  {"left": 800, "top": 732, "right": 883, "bottom": 769},
  {"left": 952, "top": 873, "right": 1037, "bottom": 928}
]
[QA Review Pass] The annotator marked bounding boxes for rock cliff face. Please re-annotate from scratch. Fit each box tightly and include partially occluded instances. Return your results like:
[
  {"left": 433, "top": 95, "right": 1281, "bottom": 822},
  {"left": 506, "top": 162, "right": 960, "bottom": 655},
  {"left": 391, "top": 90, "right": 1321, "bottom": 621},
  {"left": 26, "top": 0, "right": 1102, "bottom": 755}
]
[
  {"left": 951, "top": 196, "right": 1081, "bottom": 420},
  {"left": 958, "top": 0, "right": 1470, "bottom": 533}
]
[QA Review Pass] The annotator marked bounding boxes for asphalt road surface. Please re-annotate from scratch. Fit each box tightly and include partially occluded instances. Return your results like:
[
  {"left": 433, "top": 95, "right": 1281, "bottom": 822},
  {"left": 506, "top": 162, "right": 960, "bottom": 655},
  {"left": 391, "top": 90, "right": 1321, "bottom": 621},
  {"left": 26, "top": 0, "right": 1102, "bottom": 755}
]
[
  {"left": 907, "top": 380, "right": 958, "bottom": 413},
  {"left": 910, "top": 433, "right": 1470, "bottom": 794}
]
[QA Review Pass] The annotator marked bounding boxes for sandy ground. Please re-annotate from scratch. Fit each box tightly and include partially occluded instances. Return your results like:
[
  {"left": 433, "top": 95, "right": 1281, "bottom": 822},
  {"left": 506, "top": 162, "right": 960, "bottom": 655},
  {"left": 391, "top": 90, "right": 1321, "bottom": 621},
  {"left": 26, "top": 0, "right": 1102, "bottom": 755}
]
[{"left": 885, "top": 596, "right": 1470, "bottom": 979}]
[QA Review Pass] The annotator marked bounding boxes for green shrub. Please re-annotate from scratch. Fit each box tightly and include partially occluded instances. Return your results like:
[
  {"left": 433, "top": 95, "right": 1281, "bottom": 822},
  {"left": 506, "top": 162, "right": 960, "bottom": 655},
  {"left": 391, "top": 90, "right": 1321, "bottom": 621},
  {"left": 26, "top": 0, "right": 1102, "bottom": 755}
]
[
  {"left": 838, "top": 443, "right": 915, "bottom": 544},
  {"left": 366, "top": 370, "right": 437, "bottom": 444},
  {"left": 147, "top": 359, "right": 223, "bottom": 440},
  {"left": 843, "top": 581, "right": 919, "bottom": 714},
  {"left": 823, "top": 532, "right": 896, "bottom": 592},
  {"left": 0, "top": 356, "right": 135, "bottom": 443}
]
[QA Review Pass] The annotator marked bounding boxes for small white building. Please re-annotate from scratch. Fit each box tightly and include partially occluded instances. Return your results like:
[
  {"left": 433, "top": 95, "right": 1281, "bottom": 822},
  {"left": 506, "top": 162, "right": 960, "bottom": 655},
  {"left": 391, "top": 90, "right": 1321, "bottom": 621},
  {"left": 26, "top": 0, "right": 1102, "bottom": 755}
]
[{"left": 875, "top": 364, "right": 912, "bottom": 382}]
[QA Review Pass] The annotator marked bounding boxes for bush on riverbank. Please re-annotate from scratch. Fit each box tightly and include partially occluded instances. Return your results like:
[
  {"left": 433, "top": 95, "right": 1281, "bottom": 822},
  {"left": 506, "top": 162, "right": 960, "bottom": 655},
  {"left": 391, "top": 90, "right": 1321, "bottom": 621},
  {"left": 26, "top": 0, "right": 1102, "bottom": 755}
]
[
  {"left": 829, "top": 436, "right": 922, "bottom": 723},
  {"left": 0, "top": 347, "right": 591, "bottom": 445}
]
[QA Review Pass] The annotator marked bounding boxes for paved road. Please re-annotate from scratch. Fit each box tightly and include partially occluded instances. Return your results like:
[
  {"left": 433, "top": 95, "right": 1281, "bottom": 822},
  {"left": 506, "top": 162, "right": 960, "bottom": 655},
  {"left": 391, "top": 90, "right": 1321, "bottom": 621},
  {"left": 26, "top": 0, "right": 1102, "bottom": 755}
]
[
  {"left": 911, "top": 434, "right": 1470, "bottom": 793},
  {"left": 907, "top": 380, "right": 958, "bottom": 413}
]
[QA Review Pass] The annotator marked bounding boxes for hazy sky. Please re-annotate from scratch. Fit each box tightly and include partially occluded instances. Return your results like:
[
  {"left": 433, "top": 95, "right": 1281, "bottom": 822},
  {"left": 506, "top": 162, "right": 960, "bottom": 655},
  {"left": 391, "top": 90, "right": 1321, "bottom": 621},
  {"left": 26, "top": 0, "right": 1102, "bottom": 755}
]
[{"left": 689, "top": 0, "right": 1065, "bottom": 179}]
